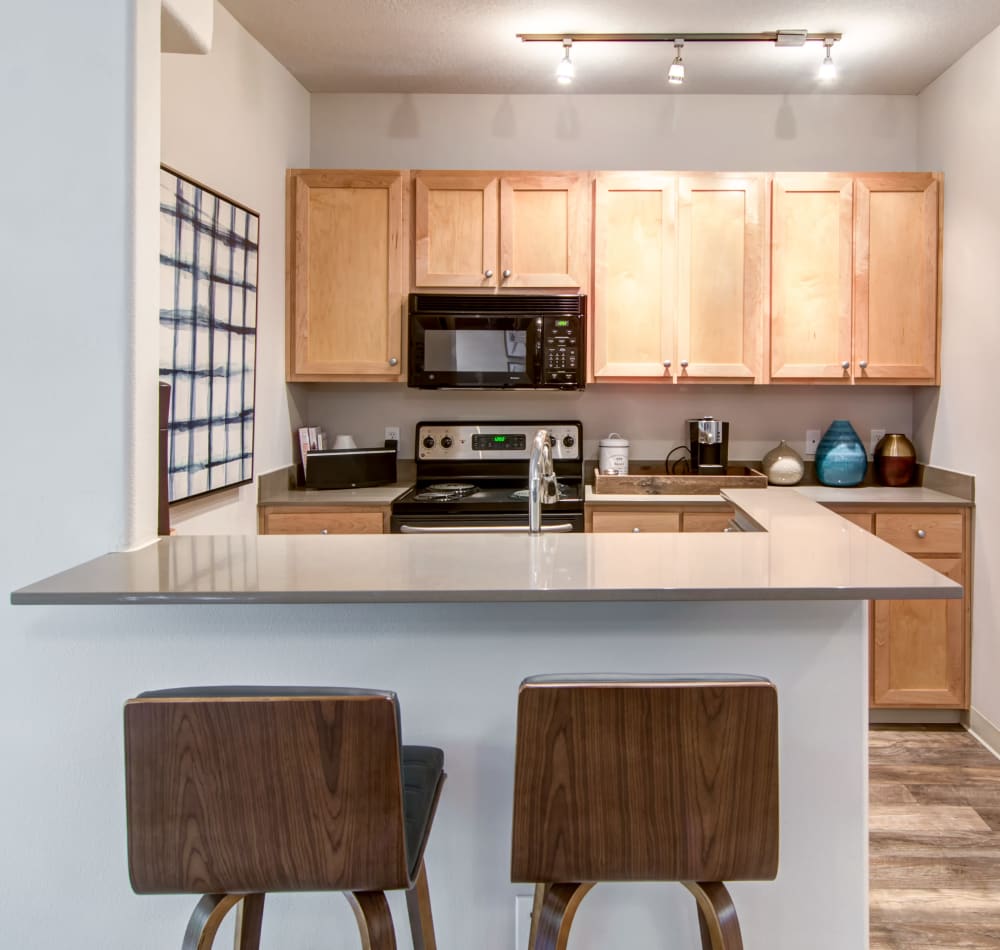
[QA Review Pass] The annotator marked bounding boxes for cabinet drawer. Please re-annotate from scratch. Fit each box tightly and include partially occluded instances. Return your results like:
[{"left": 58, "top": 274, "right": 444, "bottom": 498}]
[
  {"left": 681, "top": 511, "right": 734, "bottom": 533},
  {"left": 590, "top": 510, "right": 681, "bottom": 534},
  {"left": 835, "top": 511, "right": 873, "bottom": 532},
  {"left": 874, "top": 512, "right": 963, "bottom": 555},
  {"left": 262, "top": 510, "right": 385, "bottom": 535}
]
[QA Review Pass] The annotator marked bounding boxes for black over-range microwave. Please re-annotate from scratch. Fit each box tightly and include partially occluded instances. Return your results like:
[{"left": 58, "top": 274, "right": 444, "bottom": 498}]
[{"left": 407, "top": 293, "right": 586, "bottom": 390}]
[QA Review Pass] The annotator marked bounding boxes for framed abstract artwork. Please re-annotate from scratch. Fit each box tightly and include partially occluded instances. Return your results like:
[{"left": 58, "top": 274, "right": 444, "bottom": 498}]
[{"left": 159, "top": 165, "right": 259, "bottom": 502}]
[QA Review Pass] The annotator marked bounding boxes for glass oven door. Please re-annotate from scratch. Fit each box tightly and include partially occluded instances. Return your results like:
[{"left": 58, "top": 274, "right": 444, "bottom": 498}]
[{"left": 390, "top": 512, "right": 584, "bottom": 534}]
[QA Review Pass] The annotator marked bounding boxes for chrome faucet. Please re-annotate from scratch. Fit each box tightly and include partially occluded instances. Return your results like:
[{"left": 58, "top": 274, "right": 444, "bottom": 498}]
[{"left": 528, "top": 429, "right": 560, "bottom": 534}]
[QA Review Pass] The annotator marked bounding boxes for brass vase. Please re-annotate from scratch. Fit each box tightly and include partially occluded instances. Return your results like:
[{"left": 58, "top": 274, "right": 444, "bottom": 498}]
[{"left": 873, "top": 433, "right": 917, "bottom": 486}]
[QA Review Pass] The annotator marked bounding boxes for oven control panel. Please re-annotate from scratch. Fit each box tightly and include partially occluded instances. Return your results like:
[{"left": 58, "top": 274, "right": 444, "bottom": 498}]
[{"left": 416, "top": 423, "right": 582, "bottom": 461}]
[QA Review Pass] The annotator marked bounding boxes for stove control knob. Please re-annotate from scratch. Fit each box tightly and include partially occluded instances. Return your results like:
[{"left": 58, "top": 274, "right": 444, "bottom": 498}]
[
  {"left": 441, "top": 436, "right": 453, "bottom": 449},
  {"left": 562, "top": 435, "right": 575, "bottom": 448},
  {"left": 423, "top": 436, "right": 435, "bottom": 449}
]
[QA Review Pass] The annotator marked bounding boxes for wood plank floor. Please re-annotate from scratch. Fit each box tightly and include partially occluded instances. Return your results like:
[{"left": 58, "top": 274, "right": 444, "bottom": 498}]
[{"left": 870, "top": 725, "right": 1000, "bottom": 948}]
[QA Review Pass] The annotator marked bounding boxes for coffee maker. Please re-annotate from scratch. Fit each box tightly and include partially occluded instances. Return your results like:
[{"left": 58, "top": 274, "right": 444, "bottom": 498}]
[{"left": 688, "top": 417, "right": 730, "bottom": 475}]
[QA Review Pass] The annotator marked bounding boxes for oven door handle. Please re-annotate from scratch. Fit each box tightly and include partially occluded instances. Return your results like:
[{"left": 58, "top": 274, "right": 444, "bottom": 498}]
[{"left": 398, "top": 523, "right": 575, "bottom": 534}]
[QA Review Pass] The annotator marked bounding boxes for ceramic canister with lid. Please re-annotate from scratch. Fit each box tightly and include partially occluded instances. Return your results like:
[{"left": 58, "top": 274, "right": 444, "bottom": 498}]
[{"left": 598, "top": 433, "right": 629, "bottom": 475}]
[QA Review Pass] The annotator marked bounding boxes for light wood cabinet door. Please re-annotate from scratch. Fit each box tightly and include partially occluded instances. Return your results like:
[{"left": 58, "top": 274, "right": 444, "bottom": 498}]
[
  {"left": 287, "top": 170, "right": 404, "bottom": 380},
  {"left": 592, "top": 173, "right": 676, "bottom": 379},
  {"left": 854, "top": 173, "right": 940, "bottom": 383},
  {"left": 258, "top": 506, "right": 387, "bottom": 535},
  {"left": 872, "top": 557, "right": 967, "bottom": 707},
  {"left": 675, "top": 174, "right": 765, "bottom": 381},
  {"left": 413, "top": 172, "right": 499, "bottom": 287},
  {"left": 499, "top": 173, "right": 590, "bottom": 289},
  {"left": 589, "top": 509, "right": 681, "bottom": 534},
  {"left": 770, "top": 174, "right": 854, "bottom": 381}
]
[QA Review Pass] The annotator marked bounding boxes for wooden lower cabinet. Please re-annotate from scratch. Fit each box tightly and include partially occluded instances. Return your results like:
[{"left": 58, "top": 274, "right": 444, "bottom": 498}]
[
  {"left": 258, "top": 505, "right": 389, "bottom": 535},
  {"left": 826, "top": 504, "right": 971, "bottom": 709},
  {"left": 586, "top": 504, "right": 733, "bottom": 534}
]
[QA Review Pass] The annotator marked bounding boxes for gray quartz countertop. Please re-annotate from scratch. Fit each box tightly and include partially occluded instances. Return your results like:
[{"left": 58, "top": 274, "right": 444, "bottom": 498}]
[{"left": 12, "top": 489, "right": 961, "bottom": 606}]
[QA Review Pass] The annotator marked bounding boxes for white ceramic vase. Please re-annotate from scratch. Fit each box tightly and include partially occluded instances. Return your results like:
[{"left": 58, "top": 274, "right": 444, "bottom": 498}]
[{"left": 762, "top": 440, "right": 805, "bottom": 486}]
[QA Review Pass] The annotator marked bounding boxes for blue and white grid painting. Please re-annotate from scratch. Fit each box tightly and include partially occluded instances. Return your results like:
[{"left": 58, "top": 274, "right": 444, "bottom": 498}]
[{"left": 159, "top": 167, "right": 259, "bottom": 502}]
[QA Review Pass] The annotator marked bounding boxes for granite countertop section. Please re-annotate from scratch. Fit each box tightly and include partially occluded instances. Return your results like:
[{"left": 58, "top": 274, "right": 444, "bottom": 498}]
[
  {"left": 12, "top": 490, "right": 961, "bottom": 606},
  {"left": 260, "top": 481, "right": 414, "bottom": 506}
]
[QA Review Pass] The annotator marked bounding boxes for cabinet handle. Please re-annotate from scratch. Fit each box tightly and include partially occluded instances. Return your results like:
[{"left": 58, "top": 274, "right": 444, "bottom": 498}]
[
  {"left": 680, "top": 360, "right": 689, "bottom": 369},
  {"left": 502, "top": 269, "right": 512, "bottom": 279},
  {"left": 484, "top": 269, "right": 494, "bottom": 278},
  {"left": 632, "top": 527, "right": 641, "bottom": 533},
  {"left": 321, "top": 529, "right": 329, "bottom": 535},
  {"left": 916, "top": 529, "right": 927, "bottom": 539},
  {"left": 859, "top": 360, "right": 868, "bottom": 370},
  {"left": 663, "top": 360, "right": 671, "bottom": 369},
  {"left": 841, "top": 360, "right": 850, "bottom": 370},
  {"left": 388, "top": 357, "right": 399, "bottom": 367}
]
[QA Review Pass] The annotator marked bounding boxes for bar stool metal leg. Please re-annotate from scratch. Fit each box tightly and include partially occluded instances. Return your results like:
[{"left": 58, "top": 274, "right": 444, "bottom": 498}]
[{"left": 181, "top": 894, "right": 243, "bottom": 950}]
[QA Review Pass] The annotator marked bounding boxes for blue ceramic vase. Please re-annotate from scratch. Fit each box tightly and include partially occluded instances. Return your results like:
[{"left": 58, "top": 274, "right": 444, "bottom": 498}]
[{"left": 815, "top": 420, "right": 867, "bottom": 487}]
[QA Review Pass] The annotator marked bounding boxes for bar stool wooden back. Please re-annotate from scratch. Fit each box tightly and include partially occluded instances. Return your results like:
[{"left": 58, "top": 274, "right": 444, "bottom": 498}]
[
  {"left": 510, "top": 674, "right": 779, "bottom": 950},
  {"left": 124, "top": 686, "right": 445, "bottom": 950}
]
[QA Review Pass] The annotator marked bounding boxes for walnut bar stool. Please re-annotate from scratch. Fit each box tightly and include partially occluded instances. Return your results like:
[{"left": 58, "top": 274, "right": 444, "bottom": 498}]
[
  {"left": 510, "top": 674, "right": 779, "bottom": 950},
  {"left": 124, "top": 686, "right": 445, "bottom": 950}
]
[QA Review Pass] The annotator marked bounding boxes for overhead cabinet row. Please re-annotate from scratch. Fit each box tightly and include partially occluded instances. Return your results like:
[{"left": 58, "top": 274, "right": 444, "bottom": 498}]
[{"left": 285, "top": 169, "right": 941, "bottom": 385}]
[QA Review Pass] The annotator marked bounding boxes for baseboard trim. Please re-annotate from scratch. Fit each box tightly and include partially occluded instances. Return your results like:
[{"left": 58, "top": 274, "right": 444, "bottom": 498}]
[
  {"left": 869, "top": 708, "right": 961, "bottom": 724},
  {"left": 966, "top": 706, "right": 1000, "bottom": 760}
]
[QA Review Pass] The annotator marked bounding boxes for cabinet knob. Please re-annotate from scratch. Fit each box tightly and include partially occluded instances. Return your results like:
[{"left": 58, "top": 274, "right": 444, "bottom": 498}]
[
  {"left": 859, "top": 360, "right": 868, "bottom": 370},
  {"left": 388, "top": 357, "right": 399, "bottom": 367},
  {"left": 502, "top": 269, "right": 512, "bottom": 279},
  {"left": 841, "top": 360, "right": 850, "bottom": 370},
  {"left": 663, "top": 360, "right": 671, "bottom": 369},
  {"left": 632, "top": 527, "right": 641, "bottom": 533},
  {"left": 321, "top": 529, "right": 329, "bottom": 535},
  {"left": 680, "top": 359, "right": 689, "bottom": 369},
  {"left": 484, "top": 269, "right": 494, "bottom": 278},
  {"left": 916, "top": 528, "right": 927, "bottom": 539}
]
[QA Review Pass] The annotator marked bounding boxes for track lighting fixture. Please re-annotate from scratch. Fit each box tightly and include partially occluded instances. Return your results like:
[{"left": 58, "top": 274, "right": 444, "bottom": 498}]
[
  {"left": 518, "top": 30, "right": 843, "bottom": 87},
  {"left": 667, "top": 39, "right": 685, "bottom": 85},
  {"left": 555, "top": 37, "right": 575, "bottom": 85},
  {"left": 818, "top": 37, "right": 837, "bottom": 81}
]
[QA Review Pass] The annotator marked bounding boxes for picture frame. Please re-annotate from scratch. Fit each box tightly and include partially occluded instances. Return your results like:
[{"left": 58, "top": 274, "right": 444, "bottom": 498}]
[{"left": 159, "top": 165, "right": 259, "bottom": 503}]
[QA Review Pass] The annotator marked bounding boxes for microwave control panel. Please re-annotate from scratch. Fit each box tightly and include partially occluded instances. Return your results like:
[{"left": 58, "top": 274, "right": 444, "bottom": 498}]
[{"left": 541, "top": 315, "right": 581, "bottom": 385}]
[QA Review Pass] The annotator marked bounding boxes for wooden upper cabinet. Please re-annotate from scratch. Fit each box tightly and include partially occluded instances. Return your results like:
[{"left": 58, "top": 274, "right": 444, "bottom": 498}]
[
  {"left": 413, "top": 173, "right": 498, "bottom": 287},
  {"left": 675, "top": 174, "right": 765, "bottom": 381},
  {"left": 286, "top": 170, "right": 405, "bottom": 381},
  {"left": 854, "top": 173, "right": 940, "bottom": 383},
  {"left": 770, "top": 174, "right": 854, "bottom": 381},
  {"left": 412, "top": 171, "right": 589, "bottom": 290},
  {"left": 592, "top": 173, "right": 676, "bottom": 379}
]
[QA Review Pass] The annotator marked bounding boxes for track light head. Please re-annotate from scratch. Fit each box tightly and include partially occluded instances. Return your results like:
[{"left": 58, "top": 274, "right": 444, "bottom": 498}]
[
  {"left": 556, "top": 37, "right": 575, "bottom": 85},
  {"left": 667, "top": 38, "right": 685, "bottom": 85},
  {"left": 818, "top": 38, "right": 837, "bottom": 81}
]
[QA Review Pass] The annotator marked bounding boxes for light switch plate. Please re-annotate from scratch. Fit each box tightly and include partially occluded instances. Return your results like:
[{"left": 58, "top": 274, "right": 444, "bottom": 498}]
[
  {"left": 870, "top": 428, "right": 886, "bottom": 454},
  {"left": 514, "top": 895, "right": 534, "bottom": 950},
  {"left": 805, "top": 429, "right": 821, "bottom": 455}
]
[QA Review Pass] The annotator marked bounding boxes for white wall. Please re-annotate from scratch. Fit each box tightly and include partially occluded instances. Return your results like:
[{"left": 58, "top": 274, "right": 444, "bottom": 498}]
[
  {"left": 916, "top": 25, "right": 1000, "bottom": 732},
  {"left": 162, "top": 2, "right": 310, "bottom": 533},
  {"left": 307, "top": 93, "right": 920, "bottom": 462}
]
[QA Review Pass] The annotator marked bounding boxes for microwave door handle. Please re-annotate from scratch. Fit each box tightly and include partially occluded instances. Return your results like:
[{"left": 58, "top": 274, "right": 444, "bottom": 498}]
[{"left": 398, "top": 523, "right": 575, "bottom": 534}]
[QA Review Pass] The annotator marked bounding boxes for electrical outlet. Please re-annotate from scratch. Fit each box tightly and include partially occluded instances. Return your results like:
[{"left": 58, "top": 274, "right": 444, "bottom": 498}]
[
  {"left": 870, "top": 428, "right": 886, "bottom": 454},
  {"left": 805, "top": 429, "right": 821, "bottom": 455},
  {"left": 384, "top": 426, "right": 400, "bottom": 445},
  {"left": 514, "top": 895, "right": 534, "bottom": 950}
]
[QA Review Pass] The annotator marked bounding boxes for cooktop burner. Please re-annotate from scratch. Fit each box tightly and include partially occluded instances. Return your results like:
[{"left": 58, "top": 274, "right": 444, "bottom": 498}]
[{"left": 414, "top": 482, "right": 478, "bottom": 501}]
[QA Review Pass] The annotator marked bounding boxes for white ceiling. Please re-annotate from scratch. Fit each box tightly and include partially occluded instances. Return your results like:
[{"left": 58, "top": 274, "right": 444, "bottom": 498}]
[{"left": 218, "top": 0, "right": 1000, "bottom": 95}]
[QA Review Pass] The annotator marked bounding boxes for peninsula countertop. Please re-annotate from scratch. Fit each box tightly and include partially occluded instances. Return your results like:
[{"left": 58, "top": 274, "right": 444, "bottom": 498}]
[{"left": 12, "top": 489, "right": 962, "bottom": 606}]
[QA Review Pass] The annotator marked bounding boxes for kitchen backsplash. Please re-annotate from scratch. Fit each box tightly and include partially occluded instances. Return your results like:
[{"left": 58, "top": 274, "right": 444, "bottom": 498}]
[{"left": 297, "top": 382, "right": 916, "bottom": 462}]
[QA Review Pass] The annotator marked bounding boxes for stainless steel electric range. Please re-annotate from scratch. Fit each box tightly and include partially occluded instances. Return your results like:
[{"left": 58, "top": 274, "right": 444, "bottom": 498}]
[{"left": 389, "top": 420, "right": 584, "bottom": 534}]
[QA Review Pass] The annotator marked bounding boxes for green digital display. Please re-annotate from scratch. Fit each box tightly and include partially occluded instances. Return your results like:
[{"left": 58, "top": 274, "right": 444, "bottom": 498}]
[
  {"left": 555, "top": 319, "right": 569, "bottom": 327},
  {"left": 493, "top": 435, "right": 507, "bottom": 443}
]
